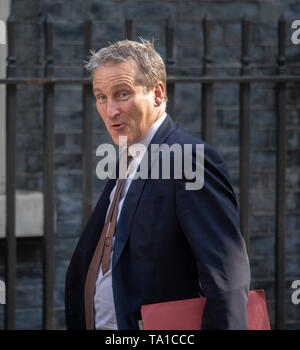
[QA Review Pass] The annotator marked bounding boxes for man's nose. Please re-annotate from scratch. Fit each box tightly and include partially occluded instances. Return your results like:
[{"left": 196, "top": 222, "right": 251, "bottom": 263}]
[{"left": 106, "top": 99, "right": 120, "bottom": 119}]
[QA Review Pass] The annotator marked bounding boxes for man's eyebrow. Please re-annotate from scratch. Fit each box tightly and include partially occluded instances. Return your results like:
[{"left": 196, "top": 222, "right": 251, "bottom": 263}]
[
  {"left": 111, "top": 83, "right": 132, "bottom": 90},
  {"left": 93, "top": 83, "right": 132, "bottom": 95}
]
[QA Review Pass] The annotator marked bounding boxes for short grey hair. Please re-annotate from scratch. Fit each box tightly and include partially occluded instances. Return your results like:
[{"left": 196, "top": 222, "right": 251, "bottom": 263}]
[{"left": 84, "top": 38, "right": 167, "bottom": 102}]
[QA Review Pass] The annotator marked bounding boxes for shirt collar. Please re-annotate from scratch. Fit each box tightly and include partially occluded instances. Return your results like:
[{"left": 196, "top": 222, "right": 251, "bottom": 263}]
[{"left": 120, "top": 112, "right": 167, "bottom": 163}]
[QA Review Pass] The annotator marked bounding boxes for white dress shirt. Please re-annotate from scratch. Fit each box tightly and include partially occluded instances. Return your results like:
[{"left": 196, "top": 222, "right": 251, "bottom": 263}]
[{"left": 94, "top": 112, "right": 167, "bottom": 330}]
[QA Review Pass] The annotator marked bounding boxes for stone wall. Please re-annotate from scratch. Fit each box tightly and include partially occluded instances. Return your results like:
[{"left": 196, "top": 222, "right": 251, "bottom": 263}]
[{"left": 0, "top": 0, "right": 299, "bottom": 329}]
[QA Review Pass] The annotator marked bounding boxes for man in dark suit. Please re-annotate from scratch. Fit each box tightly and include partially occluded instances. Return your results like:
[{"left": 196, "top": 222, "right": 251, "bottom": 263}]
[{"left": 65, "top": 39, "right": 250, "bottom": 330}]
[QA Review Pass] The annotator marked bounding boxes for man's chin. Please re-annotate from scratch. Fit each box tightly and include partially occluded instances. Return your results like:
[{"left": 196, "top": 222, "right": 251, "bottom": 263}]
[{"left": 111, "top": 134, "right": 131, "bottom": 147}]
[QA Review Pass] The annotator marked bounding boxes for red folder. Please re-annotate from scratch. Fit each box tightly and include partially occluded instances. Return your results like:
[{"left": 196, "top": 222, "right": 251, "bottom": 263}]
[{"left": 141, "top": 290, "right": 270, "bottom": 330}]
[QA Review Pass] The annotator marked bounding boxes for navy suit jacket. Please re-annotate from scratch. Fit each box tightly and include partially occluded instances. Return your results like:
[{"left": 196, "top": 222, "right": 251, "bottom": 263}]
[{"left": 65, "top": 114, "right": 250, "bottom": 330}]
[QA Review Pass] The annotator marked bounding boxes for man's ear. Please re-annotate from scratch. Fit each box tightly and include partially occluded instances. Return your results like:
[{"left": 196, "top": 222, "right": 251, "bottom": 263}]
[{"left": 154, "top": 82, "right": 165, "bottom": 107}]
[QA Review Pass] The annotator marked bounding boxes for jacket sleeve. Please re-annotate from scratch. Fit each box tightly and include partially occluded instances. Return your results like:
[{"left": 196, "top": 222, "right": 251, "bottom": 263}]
[{"left": 175, "top": 143, "right": 251, "bottom": 330}]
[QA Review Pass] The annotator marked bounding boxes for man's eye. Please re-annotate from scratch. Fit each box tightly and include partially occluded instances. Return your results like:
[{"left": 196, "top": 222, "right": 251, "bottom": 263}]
[
  {"left": 119, "top": 91, "right": 129, "bottom": 99},
  {"left": 96, "top": 95, "right": 106, "bottom": 102}
]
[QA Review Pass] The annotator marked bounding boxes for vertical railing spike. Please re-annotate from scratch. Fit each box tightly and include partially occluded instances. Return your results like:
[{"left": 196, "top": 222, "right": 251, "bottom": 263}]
[
  {"left": 275, "top": 14, "right": 287, "bottom": 330},
  {"left": 201, "top": 15, "right": 213, "bottom": 144},
  {"left": 43, "top": 15, "right": 56, "bottom": 330},
  {"left": 125, "top": 19, "right": 134, "bottom": 40},
  {"left": 82, "top": 17, "right": 94, "bottom": 229},
  {"left": 239, "top": 16, "right": 251, "bottom": 255},
  {"left": 165, "top": 16, "right": 175, "bottom": 119},
  {"left": 5, "top": 13, "right": 16, "bottom": 331}
]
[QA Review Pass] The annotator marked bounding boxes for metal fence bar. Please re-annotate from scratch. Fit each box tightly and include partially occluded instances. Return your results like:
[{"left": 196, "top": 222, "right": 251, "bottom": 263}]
[
  {"left": 125, "top": 19, "right": 134, "bottom": 40},
  {"left": 5, "top": 15, "right": 16, "bottom": 330},
  {"left": 201, "top": 15, "right": 213, "bottom": 144},
  {"left": 82, "top": 17, "right": 94, "bottom": 229},
  {"left": 275, "top": 15, "right": 287, "bottom": 330},
  {"left": 239, "top": 15, "right": 251, "bottom": 254},
  {"left": 165, "top": 15, "right": 175, "bottom": 119},
  {"left": 42, "top": 16, "right": 56, "bottom": 330},
  {"left": 2, "top": 75, "right": 300, "bottom": 85}
]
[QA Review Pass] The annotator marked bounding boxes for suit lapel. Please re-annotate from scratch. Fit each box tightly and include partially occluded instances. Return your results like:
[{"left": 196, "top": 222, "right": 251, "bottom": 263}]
[{"left": 112, "top": 115, "right": 178, "bottom": 269}]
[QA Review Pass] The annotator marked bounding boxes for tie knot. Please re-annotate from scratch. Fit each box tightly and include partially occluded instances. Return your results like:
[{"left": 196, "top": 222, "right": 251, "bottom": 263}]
[{"left": 118, "top": 151, "right": 133, "bottom": 179}]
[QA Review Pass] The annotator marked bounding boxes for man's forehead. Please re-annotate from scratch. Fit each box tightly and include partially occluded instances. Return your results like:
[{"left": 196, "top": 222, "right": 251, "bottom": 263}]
[
  {"left": 94, "top": 60, "right": 137, "bottom": 79},
  {"left": 94, "top": 59, "right": 138, "bottom": 77},
  {"left": 92, "top": 60, "right": 142, "bottom": 92}
]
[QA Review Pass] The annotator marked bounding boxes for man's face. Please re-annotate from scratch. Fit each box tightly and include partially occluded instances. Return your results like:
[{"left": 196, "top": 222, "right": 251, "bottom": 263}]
[{"left": 93, "top": 60, "right": 158, "bottom": 146}]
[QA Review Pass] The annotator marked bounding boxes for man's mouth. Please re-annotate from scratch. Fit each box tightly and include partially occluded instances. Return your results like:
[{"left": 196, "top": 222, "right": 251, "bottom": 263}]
[{"left": 111, "top": 123, "right": 126, "bottom": 130}]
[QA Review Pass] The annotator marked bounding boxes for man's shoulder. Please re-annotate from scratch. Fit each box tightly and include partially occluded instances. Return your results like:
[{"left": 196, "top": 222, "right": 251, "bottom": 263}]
[
  {"left": 166, "top": 124, "right": 223, "bottom": 162},
  {"left": 167, "top": 123, "right": 204, "bottom": 146},
  {"left": 158, "top": 116, "right": 227, "bottom": 166}
]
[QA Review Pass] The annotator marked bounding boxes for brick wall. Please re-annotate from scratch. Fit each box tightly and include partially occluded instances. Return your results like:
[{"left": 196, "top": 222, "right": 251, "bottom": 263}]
[{"left": 0, "top": 0, "right": 299, "bottom": 329}]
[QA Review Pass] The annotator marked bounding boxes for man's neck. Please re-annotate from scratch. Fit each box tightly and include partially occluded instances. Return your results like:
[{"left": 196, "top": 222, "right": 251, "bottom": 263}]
[{"left": 122, "top": 111, "right": 167, "bottom": 160}]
